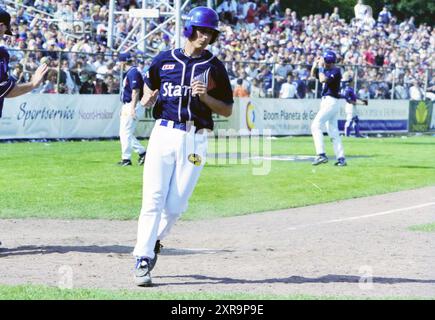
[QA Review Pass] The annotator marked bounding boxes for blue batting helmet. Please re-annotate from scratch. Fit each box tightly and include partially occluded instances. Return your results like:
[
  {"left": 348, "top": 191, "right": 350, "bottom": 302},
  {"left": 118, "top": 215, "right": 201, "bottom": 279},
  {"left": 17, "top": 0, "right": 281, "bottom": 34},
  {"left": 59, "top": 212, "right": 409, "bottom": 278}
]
[
  {"left": 183, "top": 6, "right": 220, "bottom": 44},
  {"left": 323, "top": 50, "right": 337, "bottom": 64}
]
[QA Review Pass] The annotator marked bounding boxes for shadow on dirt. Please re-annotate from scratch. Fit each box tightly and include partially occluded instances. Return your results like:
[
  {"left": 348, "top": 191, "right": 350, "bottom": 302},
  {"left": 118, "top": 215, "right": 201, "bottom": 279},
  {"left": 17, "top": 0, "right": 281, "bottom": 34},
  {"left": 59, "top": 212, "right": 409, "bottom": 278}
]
[
  {"left": 155, "top": 274, "right": 435, "bottom": 285},
  {"left": 0, "top": 245, "right": 232, "bottom": 257}
]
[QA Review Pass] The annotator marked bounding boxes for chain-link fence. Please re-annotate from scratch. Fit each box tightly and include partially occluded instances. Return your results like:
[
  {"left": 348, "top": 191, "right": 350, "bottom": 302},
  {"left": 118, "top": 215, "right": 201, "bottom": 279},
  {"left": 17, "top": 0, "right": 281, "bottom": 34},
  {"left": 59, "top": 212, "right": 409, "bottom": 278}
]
[{"left": 7, "top": 49, "right": 433, "bottom": 101}]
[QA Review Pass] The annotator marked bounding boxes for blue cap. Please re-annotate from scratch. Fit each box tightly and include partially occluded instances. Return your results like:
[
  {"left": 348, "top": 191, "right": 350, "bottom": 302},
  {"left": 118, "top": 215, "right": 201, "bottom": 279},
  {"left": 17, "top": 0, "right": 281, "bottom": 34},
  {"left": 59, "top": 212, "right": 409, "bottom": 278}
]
[{"left": 118, "top": 52, "right": 132, "bottom": 62}]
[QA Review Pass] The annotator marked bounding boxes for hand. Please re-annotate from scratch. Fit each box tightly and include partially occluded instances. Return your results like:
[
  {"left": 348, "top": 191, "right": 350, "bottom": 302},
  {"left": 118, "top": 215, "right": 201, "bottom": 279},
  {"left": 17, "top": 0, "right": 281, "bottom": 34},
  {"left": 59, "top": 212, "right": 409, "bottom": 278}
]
[
  {"left": 140, "top": 89, "right": 159, "bottom": 107},
  {"left": 191, "top": 80, "right": 207, "bottom": 99},
  {"left": 317, "top": 57, "right": 325, "bottom": 68},
  {"left": 31, "top": 63, "right": 49, "bottom": 88}
]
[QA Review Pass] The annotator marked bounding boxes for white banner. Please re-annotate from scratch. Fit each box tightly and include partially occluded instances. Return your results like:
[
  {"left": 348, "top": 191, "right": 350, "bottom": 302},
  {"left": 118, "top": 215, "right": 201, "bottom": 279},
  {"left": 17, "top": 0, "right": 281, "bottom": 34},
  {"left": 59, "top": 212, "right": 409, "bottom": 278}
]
[
  {"left": 0, "top": 94, "right": 411, "bottom": 139},
  {"left": 0, "top": 94, "right": 121, "bottom": 139},
  {"left": 238, "top": 98, "right": 409, "bottom": 135}
]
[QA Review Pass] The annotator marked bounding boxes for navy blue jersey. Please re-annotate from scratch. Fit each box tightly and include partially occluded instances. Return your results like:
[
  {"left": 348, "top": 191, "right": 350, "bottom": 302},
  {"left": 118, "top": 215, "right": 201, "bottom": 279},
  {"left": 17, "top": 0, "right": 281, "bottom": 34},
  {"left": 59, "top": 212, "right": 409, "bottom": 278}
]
[
  {"left": 0, "top": 46, "right": 17, "bottom": 118},
  {"left": 317, "top": 67, "right": 341, "bottom": 98},
  {"left": 121, "top": 66, "right": 144, "bottom": 103},
  {"left": 144, "top": 48, "right": 233, "bottom": 130},
  {"left": 341, "top": 85, "right": 357, "bottom": 103}
]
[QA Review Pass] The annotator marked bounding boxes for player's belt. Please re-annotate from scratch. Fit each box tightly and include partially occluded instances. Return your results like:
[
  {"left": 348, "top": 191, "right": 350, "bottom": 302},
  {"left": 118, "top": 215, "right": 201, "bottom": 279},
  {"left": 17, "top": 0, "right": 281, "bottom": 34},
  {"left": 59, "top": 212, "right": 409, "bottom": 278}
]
[{"left": 159, "top": 119, "right": 187, "bottom": 131}]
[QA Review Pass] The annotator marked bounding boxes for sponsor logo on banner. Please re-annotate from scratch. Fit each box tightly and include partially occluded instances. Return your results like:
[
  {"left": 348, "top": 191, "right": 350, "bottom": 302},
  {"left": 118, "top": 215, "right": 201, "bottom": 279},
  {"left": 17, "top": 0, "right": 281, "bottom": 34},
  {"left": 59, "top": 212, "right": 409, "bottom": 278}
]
[
  {"left": 246, "top": 101, "right": 256, "bottom": 131},
  {"left": 0, "top": 94, "right": 122, "bottom": 140},
  {"left": 17, "top": 102, "right": 75, "bottom": 127},
  {"left": 409, "top": 100, "right": 433, "bottom": 132}
]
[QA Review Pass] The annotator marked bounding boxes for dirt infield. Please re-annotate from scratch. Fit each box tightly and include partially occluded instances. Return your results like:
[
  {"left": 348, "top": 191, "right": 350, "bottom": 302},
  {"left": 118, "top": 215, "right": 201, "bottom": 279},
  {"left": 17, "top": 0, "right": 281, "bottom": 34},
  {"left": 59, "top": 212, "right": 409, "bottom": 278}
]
[{"left": 1, "top": 186, "right": 434, "bottom": 298}]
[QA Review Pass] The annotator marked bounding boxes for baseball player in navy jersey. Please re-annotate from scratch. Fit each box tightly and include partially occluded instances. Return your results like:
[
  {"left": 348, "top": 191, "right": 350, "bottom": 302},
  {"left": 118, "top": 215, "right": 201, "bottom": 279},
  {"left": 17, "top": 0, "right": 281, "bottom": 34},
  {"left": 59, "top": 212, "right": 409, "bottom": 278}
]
[
  {"left": 0, "top": 8, "right": 48, "bottom": 118},
  {"left": 132, "top": 6, "right": 233, "bottom": 287},
  {"left": 117, "top": 52, "right": 146, "bottom": 166},
  {"left": 0, "top": 8, "right": 48, "bottom": 247},
  {"left": 310, "top": 50, "right": 347, "bottom": 166},
  {"left": 341, "top": 73, "right": 368, "bottom": 138}
]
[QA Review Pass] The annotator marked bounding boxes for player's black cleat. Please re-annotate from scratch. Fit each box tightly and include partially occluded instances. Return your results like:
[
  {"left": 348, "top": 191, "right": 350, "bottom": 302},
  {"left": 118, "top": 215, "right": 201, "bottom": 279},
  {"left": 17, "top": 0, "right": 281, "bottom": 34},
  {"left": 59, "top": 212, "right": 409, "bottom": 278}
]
[
  {"left": 334, "top": 157, "right": 347, "bottom": 166},
  {"left": 149, "top": 240, "right": 163, "bottom": 272},
  {"left": 312, "top": 154, "right": 328, "bottom": 166},
  {"left": 117, "top": 159, "right": 132, "bottom": 166},
  {"left": 138, "top": 152, "right": 146, "bottom": 166}
]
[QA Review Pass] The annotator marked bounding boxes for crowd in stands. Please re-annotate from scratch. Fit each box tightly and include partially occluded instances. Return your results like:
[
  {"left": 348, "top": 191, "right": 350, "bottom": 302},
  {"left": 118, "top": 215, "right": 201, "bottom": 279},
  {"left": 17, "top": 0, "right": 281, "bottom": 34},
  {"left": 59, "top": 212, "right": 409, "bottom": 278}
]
[{"left": 1, "top": 0, "right": 433, "bottom": 100}]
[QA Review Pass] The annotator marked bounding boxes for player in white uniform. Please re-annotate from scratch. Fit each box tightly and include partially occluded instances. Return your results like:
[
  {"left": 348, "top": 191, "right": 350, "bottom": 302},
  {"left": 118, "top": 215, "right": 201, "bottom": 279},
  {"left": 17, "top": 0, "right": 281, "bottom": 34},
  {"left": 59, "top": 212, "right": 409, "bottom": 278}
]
[
  {"left": 117, "top": 53, "right": 146, "bottom": 166},
  {"left": 342, "top": 73, "right": 368, "bottom": 137},
  {"left": 310, "top": 50, "right": 347, "bottom": 166},
  {"left": 132, "top": 6, "right": 233, "bottom": 287}
]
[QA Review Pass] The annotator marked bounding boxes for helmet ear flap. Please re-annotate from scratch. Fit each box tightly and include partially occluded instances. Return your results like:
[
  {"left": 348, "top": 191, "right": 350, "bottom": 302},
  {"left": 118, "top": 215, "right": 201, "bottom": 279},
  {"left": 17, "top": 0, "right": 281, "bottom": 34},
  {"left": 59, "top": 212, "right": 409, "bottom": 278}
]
[{"left": 183, "top": 24, "right": 193, "bottom": 39}]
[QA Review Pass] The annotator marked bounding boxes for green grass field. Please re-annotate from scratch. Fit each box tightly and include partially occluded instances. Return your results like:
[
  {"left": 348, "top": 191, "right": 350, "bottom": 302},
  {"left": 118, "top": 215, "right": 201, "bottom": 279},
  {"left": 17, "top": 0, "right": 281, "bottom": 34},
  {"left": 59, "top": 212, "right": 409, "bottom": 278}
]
[
  {"left": 0, "top": 136, "right": 434, "bottom": 220},
  {"left": 0, "top": 284, "right": 430, "bottom": 300},
  {"left": 409, "top": 223, "right": 435, "bottom": 232},
  {"left": 1, "top": 135, "right": 434, "bottom": 300}
]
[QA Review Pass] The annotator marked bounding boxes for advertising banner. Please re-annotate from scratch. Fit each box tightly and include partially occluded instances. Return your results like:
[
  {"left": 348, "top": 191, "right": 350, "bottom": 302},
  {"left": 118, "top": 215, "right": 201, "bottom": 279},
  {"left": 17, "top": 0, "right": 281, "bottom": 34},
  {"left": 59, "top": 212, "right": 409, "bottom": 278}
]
[
  {"left": 239, "top": 98, "right": 409, "bottom": 135},
  {"left": 0, "top": 95, "right": 411, "bottom": 139},
  {"left": 0, "top": 94, "right": 121, "bottom": 140},
  {"left": 408, "top": 100, "right": 433, "bottom": 132}
]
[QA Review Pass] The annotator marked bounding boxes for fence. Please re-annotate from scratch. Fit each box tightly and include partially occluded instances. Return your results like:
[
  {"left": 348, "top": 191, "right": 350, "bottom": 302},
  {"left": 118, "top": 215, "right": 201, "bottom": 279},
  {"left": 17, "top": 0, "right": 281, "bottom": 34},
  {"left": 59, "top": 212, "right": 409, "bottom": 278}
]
[{"left": 6, "top": 49, "right": 434, "bottom": 100}]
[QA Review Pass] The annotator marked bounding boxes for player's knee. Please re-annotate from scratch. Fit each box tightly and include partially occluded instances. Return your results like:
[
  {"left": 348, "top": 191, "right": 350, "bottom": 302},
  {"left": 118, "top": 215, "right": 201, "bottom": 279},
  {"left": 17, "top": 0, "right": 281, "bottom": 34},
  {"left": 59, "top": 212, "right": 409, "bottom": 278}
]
[
  {"left": 163, "top": 210, "right": 182, "bottom": 219},
  {"left": 141, "top": 196, "right": 166, "bottom": 214},
  {"left": 311, "top": 121, "right": 320, "bottom": 132},
  {"left": 165, "top": 200, "right": 188, "bottom": 215}
]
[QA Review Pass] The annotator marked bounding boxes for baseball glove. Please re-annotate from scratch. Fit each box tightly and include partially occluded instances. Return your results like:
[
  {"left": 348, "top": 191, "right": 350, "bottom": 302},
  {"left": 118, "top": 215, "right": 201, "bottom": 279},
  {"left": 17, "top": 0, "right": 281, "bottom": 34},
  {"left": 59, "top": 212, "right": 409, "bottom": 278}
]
[{"left": 361, "top": 99, "right": 368, "bottom": 105}]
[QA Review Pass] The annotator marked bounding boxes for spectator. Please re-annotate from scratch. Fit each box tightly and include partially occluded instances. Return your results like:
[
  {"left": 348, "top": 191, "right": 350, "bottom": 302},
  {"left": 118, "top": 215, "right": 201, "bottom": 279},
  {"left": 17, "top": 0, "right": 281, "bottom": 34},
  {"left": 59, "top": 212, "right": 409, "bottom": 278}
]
[
  {"left": 279, "top": 74, "right": 297, "bottom": 99},
  {"left": 269, "top": 0, "right": 283, "bottom": 19},
  {"left": 250, "top": 77, "right": 266, "bottom": 98},
  {"left": 79, "top": 71, "right": 96, "bottom": 94},
  {"left": 330, "top": 7, "right": 340, "bottom": 21},
  {"left": 378, "top": 6, "right": 392, "bottom": 25},
  {"left": 11, "top": 63, "right": 26, "bottom": 83},
  {"left": 233, "top": 78, "right": 250, "bottom": 97},
  {"left": 216, "top": 0, "right": 238, "bottom": 24},
  {"left": 354, "top": 0, "right": 368, "bottom": 21},
  {"left": 374, "top": 48, "right": 385, "bottom": 67},
  {"left": 358, "top": 84, "right": 370, "bottom": 100},
  {"left": 39, "top": 69, "right": 58, "bottom": 94},
  {"left": 157, "top": 34, "right": 171, "bottom": 52},
  {"left": 409, "top": 80, "right": 424, "bottom": 101},
  {"left": 95, "top": 77, "right": 108, "bottom": 94},
  {"left": 59, "top": 59, "right": 81, "bottom": 94}
]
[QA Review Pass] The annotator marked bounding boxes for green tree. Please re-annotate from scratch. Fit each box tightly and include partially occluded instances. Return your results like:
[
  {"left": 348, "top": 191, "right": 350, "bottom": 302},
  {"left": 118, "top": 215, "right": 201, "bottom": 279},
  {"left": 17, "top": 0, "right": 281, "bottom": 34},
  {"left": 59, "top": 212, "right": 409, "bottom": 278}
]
[{"left": 391, "top": 0, "right": 435, "bottom": 25}]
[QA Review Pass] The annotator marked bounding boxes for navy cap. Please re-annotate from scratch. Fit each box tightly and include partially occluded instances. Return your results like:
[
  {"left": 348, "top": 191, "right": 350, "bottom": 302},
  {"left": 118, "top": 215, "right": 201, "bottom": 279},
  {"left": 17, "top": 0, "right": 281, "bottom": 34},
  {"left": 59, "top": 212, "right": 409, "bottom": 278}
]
[
  {"left": 0, "top": 8, "right": 12, "bottom": 36},
  {"left": 118, "top": 52, "right": 132, "bottom": 62}
]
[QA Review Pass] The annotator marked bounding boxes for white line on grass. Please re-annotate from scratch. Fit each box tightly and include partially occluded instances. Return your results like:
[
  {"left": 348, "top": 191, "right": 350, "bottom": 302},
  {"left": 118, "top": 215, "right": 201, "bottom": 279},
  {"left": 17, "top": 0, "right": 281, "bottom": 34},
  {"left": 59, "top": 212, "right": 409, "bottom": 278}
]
[{"left": 288, "top": 202, "right": 435, "bottom": 230}]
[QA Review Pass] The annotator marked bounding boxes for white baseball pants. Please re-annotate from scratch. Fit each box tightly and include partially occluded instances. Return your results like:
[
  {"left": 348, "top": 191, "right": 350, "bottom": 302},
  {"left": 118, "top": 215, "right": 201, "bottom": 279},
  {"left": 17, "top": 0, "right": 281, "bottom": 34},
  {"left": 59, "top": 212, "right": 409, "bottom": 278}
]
[
  {"left": 344, "top": 102, "right": 355, "bottom": 135},
  {"left": 133, "top": 120, "right": 208, "bottom": 259},
  {"left": 311, "top": 96, "right": 345, "bottom": 159},
  {"left": 119, "top": 103, "right": 146, "bottom": 160}
]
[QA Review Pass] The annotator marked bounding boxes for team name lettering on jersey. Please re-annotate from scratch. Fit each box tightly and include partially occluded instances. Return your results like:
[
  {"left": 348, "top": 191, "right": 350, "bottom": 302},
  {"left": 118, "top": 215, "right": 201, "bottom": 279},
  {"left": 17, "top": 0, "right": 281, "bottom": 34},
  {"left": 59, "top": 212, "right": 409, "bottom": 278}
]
[
  {"left": 162, "top": 82, "right": 191, "bottom": 97},
  {"left": 162, "top": 64, "right": 175, "bottom": 70}
]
